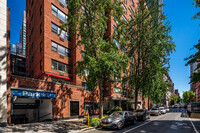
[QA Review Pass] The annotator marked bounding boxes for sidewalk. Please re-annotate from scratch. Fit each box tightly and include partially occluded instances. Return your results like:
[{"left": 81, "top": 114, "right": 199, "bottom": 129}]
[{"left": 1, "top": 119, "right": 90, "bottom": 133}]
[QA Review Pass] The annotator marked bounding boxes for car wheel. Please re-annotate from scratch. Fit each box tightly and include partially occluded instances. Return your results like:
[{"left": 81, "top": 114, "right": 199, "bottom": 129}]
[
  {"left": 143, "top": 115, "right": 146, "bottom": 121},
  {"left": 117, "top": 121, "right": 123, "bottom": 130},
  {"left": 132, "top": 119, "right": 136, "bottom": 125}
]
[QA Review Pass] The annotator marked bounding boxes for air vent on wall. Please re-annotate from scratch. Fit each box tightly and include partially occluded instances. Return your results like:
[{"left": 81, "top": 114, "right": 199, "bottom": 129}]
[
  {"left": 60, "top": 55, "right": 64, "bottom": 59},
  {"left": 60, "top": 37, "right": 64, "bottom": 42}
]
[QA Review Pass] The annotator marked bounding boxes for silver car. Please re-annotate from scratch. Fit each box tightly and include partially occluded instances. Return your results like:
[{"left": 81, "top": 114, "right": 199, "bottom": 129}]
[
  {"left": 159, "top": 107, "right": 166, "bottom": 114},
  {"left": 150, "top": 108, "right": 161, "bottom": 116}
]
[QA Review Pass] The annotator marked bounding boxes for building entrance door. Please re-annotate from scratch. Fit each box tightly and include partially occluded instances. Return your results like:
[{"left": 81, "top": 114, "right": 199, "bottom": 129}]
[{"left": 70, "top": 101, "right": 79, "bottom": 116}]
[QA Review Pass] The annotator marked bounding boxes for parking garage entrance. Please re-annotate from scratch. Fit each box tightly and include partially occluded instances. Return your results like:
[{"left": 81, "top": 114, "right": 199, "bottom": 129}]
[{"left": 10, "top": 88, "right": 56, "bottom": 124}]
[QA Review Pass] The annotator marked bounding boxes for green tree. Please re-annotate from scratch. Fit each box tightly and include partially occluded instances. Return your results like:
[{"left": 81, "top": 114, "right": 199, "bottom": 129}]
[
  {"left": 124, "top": 0, "right": 175, "bottom": 110},
  {"left": 193, "top": 0, "right": 200, "bottom": 19},
  {"left": 182, "top": 91, "right": 195, "bottom": 103},
  {"left": 65, "top": 0, "right": 128, "bottom": 118},
  {"left": 170, "top": 94, "right": 178, "bottom": 105},
  {"left": 185, "top": 40, "right": 200, "bottom": 84}
]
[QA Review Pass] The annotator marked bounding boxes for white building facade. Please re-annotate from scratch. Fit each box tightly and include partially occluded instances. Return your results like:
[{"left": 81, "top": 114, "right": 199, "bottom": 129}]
[{"left": 0, "top": 0, "right": 7, "bottom": 126}]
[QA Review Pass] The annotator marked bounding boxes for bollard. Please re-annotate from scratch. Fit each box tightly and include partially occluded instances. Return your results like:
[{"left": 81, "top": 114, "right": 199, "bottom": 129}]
[{"left": 88, "top": 112, "right": 90, "bottom": 127}]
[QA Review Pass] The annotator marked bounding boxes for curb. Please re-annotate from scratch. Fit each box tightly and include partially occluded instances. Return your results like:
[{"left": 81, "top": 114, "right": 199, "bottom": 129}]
[{"left": 78, "top": 127, "right": 95, "bottom": 133}]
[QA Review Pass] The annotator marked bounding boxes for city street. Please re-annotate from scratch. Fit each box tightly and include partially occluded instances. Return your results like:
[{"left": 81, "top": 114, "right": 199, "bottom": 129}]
[{"left": 84, "top": 111, "right": 200, "bottom": 133}]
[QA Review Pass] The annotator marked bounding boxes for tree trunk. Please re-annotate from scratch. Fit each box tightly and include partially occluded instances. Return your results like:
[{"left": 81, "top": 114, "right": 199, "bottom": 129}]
[
  {"left": 134, "top": 89, "right": 138, "bottom": 110},
  {"left": 148, "top": 97, "right": 150, "bottom": 110},
  {"left": 99, "top": 84, "right": 103, "bottom": 119}
]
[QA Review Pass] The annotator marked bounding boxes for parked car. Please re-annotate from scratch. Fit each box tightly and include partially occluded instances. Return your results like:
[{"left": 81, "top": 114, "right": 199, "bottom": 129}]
[
  {"left": 150, "top": 108, "right": 161, "bottom": 116},
  {"left": 135, "top": 109, "right": 150, "bottom": 121},
  {"left": 164, "top": 107, "right": 170, "bottom": 112},
  {"left": 159, "top": 107, "right": 166, "bottom": 114},
  {"left": 101, "top": 111, "right": 137, "bottom": 129}
]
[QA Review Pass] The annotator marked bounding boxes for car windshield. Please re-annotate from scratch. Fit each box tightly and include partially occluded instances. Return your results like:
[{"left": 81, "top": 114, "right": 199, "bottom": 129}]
[
  {"left": 159, "top": 107, "right": 164, "bottom": 110},
  {"left": 110, "top": 112, "right": 123, "bottom": 117},
  {"left": 152, "top": 108, "right": 158, "bottom": 110},
  {"left": 136, "top": 109, "right": 144, "bottom": 112}
]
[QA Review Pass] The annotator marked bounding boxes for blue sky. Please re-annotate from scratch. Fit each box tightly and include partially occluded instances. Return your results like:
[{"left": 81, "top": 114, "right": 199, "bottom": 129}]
[
  {"left": 7, "top": 0, "right": 200, "bottom": 97},
  {"left": 163, "top": 0, "right": 200, "bottom": 97}
]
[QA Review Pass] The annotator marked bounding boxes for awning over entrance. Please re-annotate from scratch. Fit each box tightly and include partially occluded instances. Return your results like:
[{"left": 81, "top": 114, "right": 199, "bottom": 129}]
[
  {"left": 10, "top": 88, "right": 56, "bottom": 99},
  {"left": 109, "top": 96, "right": 131, "bottom": 101}
]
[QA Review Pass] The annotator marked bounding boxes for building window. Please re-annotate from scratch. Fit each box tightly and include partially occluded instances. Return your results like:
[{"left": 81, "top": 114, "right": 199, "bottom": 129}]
[
  {"left": 58, "top": 10, "right": 66, "bottom": 22},
  {"left": 40, "top": 24, "right": 42, "bottom": 34},
  {"left": 82, "top": 82, "right": 90, "bottom": 91},
  {"left": 51, "top": 22, "right": 70, "bottom": 41},
  {"left": 31, "top": 42, "right": 33, "bottom": 48},
  {"left": 51, "top": 60, "right": 71, "bottom": 74},
  {"left": 84, "top": 102, "right": 99, "bottom": 110},
  {"left": 123, "top": 89, "right": 127, "bottom": 95},
  {"left": 114, "top": 87, "right": 121, "bottom": 94},
  {"left": 31, "top": 56, "right": 34, "bottom": 63},
  {"left": 51, "top": 5, "right": 58, "bottom": 16},
  {"left": 129, "top": 6, "right": 134, "bottom": 16},
  {"left": 40, "top": 42, "right": 42, "bottom": 52},
  {"left": 130, "top": 15, "right": 133, "bottom": 20},
  {"left": 130, "top": 0, "right": 135, "bottom": 7},
  {"left": 114, "top": 16, "right": 119, "bottom": 25},
  {"left": 40, "top": 5, "right": 42, "bottom": 16},
  {"left": 122, "top": 4, "right": 127, "bottom": 14},
  {"left": 124, "top": 0, "right": 127, "bottom": 4},
  {"left": 122, "top": 15, "right": 127, "bottom": 22},
  {"left": 40, "top": 60, "right": 42, "bottom": 71},
  {"left": 51, "top": 41, "right": 71, "bottom": 58},
  {"left": 81, "top": 52, "right": 85, "bottom": 60},
  {"left": 51, "top": 4, "right": 68, "bottom": 22},
  {"left": 59, "top": 0, "right": 66, "bottom": 6},
  {"left": 114, "top": 39, "right": 120, "bottom": 48}
]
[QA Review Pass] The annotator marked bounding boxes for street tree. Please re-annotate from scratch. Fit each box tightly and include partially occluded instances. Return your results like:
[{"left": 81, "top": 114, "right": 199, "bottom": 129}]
[
  {"left": 193, "top": 0, "right": 200, "bottom": 19},
  {"left": 124, "top": 0, "right": 175, "bottom": 110},
  {"left": 170, "top": 94, "right": 178, "bottom": 105},
  {"left": 185, "top": 40, "right": 200, "bottom": 84},
  {"left": 65, "top": 0, "right": 128, "bottom": 118},
  {"left": 182, "top": 91, "right": 195, "bottom": 103}
]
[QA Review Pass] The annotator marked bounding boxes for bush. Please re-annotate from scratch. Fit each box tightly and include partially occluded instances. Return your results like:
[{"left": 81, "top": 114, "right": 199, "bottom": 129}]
[
  {"left": 107, "top": 106, "right": 123, "bottom": 114},
  {"left": 90, "top": 117, "right": 101, "bottom": 127},
  {"left": 89, "top": 116, "right": 108, "bottom": 127}
]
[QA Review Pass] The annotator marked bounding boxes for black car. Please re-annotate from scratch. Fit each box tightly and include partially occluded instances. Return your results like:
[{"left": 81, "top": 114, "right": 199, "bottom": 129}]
[
  {"left": 101, "top": 111, "right": 137, "bottom": 129},
  {"left": 135, "top": 109, "right": 150, "bottom": 121}
]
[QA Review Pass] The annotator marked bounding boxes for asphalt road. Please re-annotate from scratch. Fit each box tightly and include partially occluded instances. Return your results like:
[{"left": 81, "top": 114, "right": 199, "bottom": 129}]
[{"left": 84, "top": 112, "right": 199, "bottom": 133}]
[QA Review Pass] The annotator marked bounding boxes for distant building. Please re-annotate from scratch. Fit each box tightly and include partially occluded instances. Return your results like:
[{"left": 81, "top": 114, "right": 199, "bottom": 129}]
[
  {"left": 16, "top": 42, "right": 23, "bottom": 56},
  {"left": 190, "top": 39, "right": 200, "bottom": 102},
  {"left": 163, "top": 73, "right": 174, "bottom": 107},
  {"left": 20, "top": 11, "right": 26, "bottom": 56},
  {"left": 10, "top": 54, "right": 26, "bottom": 76},
  {"left": 11, "top": 44, "right": 16, "bottom": 55},
  {"left": 175, "top": 89, "right": 180, "bottom": 97}
]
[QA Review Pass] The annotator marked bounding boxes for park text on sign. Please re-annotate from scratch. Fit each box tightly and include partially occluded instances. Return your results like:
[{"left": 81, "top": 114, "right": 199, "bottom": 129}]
[{"left": 10, "top": 89, "right": 56, "bottom": 99}]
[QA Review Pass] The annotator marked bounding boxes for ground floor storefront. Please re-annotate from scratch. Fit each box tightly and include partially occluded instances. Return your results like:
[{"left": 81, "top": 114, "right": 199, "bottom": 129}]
[{"left": 7, "top": 75, "right": 99, "bottom": 125}]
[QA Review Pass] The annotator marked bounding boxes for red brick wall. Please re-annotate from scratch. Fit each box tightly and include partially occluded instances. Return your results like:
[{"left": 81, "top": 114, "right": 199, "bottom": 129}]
[{"left": 7, "top": 75, "right": 99, "bottom": 124}]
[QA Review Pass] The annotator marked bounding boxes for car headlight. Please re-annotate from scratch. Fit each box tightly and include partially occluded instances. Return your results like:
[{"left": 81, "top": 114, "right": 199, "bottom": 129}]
[{"left": 112, "top": 120, "right": 120, "bottom": 124}]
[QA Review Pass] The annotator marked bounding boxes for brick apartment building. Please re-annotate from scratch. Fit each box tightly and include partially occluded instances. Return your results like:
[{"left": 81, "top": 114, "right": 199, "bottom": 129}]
[{"left": 6, "top": 0, "right": 152, "bottom": 125}]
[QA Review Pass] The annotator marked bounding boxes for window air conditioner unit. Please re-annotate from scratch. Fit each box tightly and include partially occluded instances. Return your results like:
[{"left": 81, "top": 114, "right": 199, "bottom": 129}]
[
  {"left": 60, "top": 72, "right": 64, "bottom": 76},
  {"left": 60, "top": 55, "right": 64, "bottom": 59}
]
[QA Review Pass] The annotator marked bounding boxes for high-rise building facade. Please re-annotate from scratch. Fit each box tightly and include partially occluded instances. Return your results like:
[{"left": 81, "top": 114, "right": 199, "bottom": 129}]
[
  {"left": 21, "top": 11, "right": 26, "bottom": 56},
  {"left": 0, "top": 0, "right": 8, "bottom": 126},
  {"left": 5, "top": 0, "right": 152, "bottom": 124}
]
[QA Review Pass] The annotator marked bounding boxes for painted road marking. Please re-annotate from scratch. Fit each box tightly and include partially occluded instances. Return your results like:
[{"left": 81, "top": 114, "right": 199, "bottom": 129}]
[
  {"left": 188, "top": 116, "right": 199, "bottom": 133},
  {"left": 123, "top": 114, "right": 167, "bottom": 133}
]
